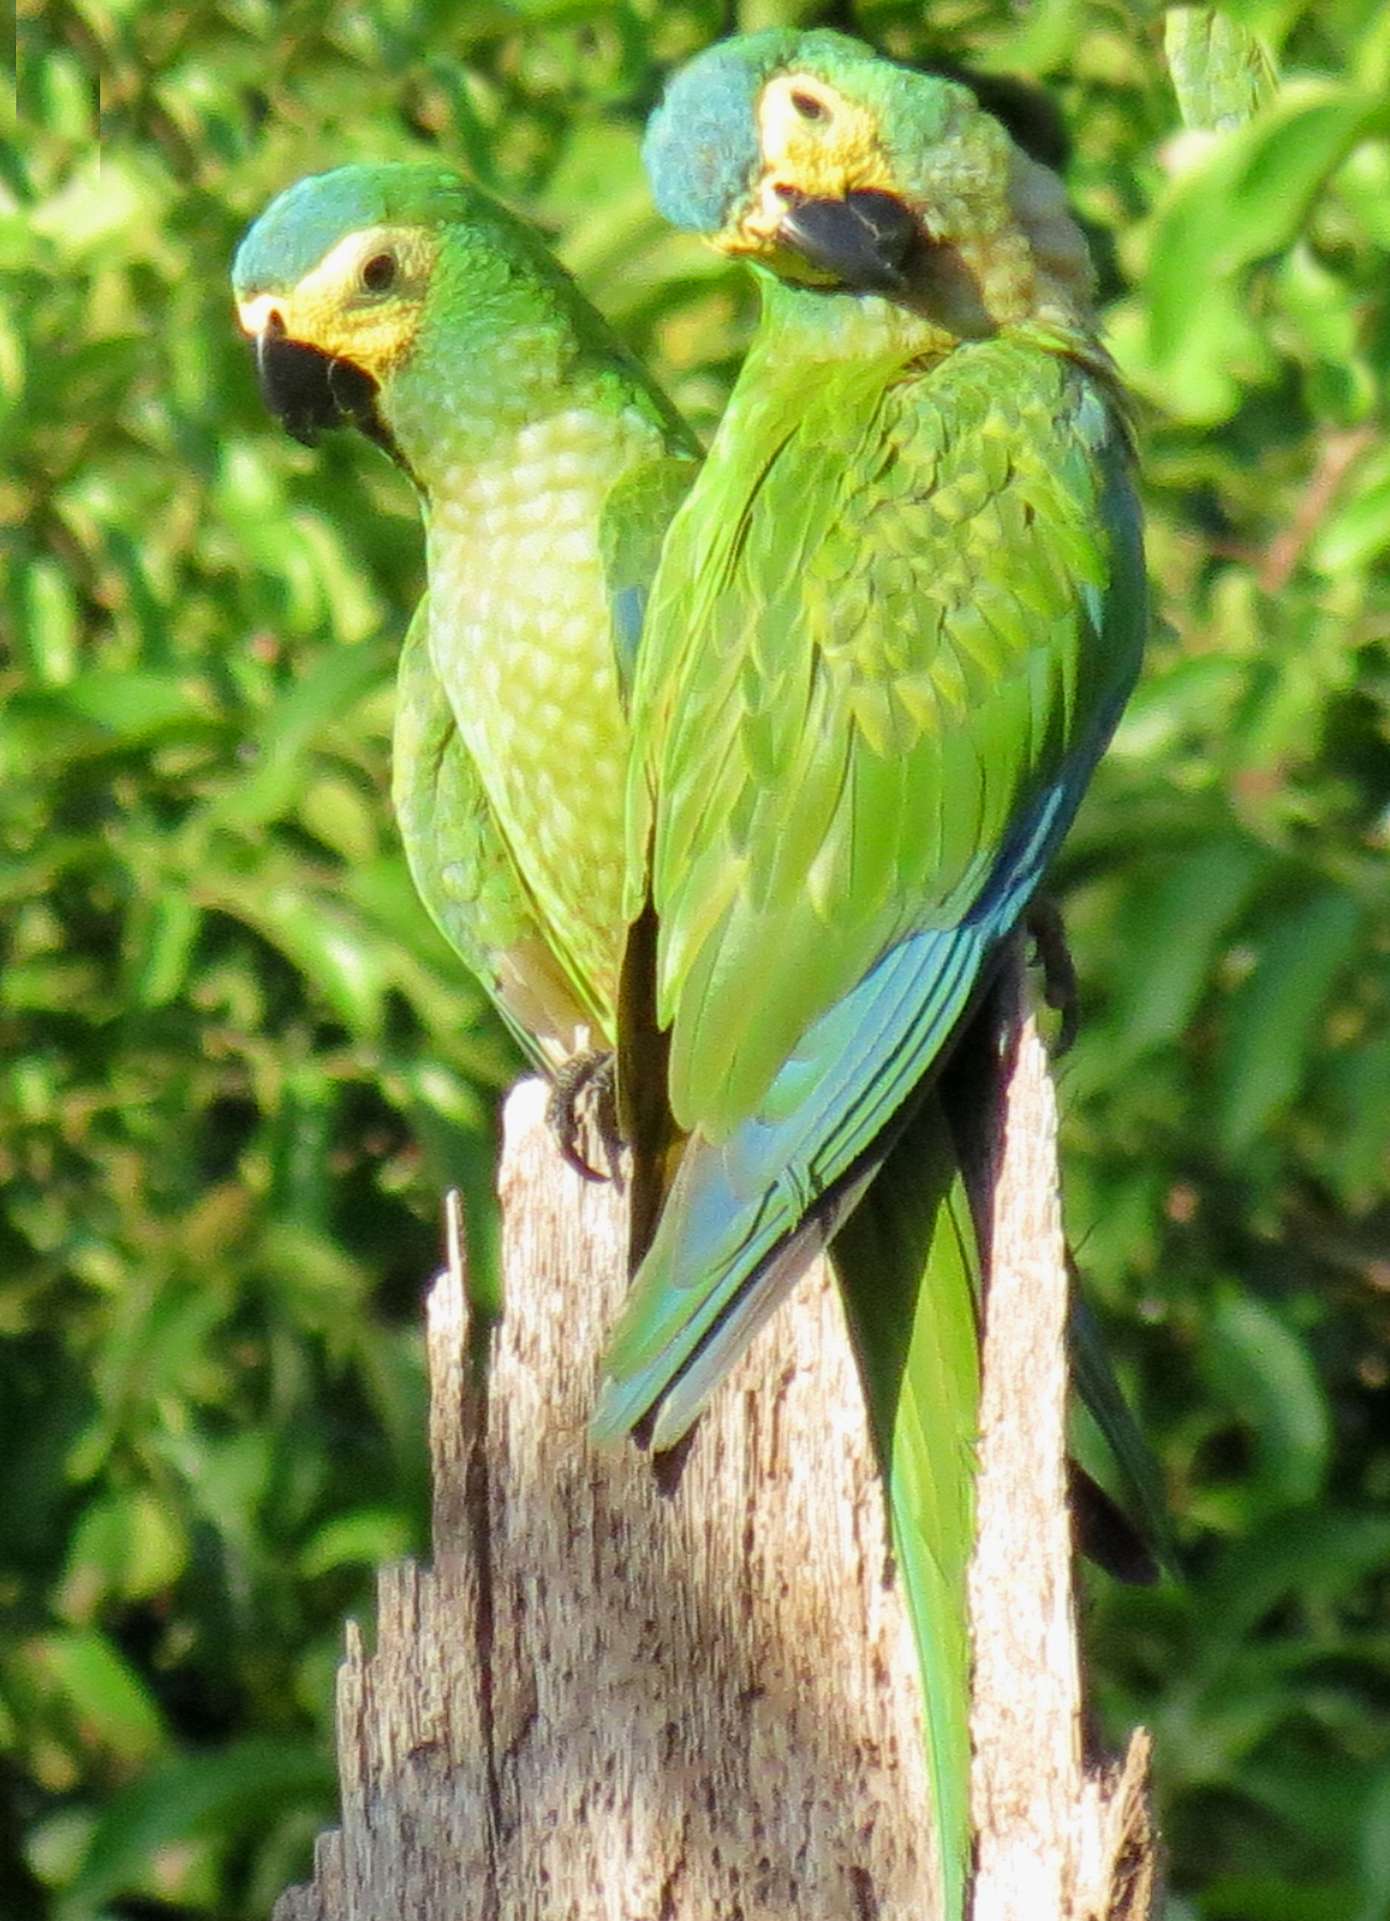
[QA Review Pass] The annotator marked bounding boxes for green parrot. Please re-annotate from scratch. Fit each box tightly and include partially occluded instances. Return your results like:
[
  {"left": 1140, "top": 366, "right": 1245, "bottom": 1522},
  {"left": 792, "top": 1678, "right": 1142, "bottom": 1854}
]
[
  {"left": 593, "top": 32, "right": 1149, "bottom": 1914},
  {"left": 232, "top": 164, "right": 699, "bottom": 1091}
]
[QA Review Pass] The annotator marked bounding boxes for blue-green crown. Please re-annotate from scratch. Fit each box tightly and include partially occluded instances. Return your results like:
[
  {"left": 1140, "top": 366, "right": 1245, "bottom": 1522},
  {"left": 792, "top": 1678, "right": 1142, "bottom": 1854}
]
[
  {"left": 642, "top": 43, "right": 767, "bottom": 234},
  {"left": 232, "top": 164, "right": 473, "bottom": 296},
  {"left": 641, "top": 29, "right": 881, "bottom": 235}
]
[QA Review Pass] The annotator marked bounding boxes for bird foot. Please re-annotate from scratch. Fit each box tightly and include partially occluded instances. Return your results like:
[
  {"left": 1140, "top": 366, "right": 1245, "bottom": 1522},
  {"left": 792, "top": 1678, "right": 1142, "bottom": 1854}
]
[
  {"left": 1026, "top": 894, "right": 1079, "bottom": 1054},
  {"left": 546, "top": 1049, "right": 622, "bottom": 1183}
]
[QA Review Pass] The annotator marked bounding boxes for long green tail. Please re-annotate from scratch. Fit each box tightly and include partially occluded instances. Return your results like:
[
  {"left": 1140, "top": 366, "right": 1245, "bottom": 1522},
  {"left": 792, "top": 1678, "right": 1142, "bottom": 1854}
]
[{"left": 832, "top": 1091, "right": 981, "bottom": 1921}]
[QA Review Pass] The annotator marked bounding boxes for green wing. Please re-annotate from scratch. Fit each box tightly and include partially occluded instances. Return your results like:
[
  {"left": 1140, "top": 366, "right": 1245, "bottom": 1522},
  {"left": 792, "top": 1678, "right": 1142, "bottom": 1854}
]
[
  {"left": 605, "top": 334, "right": 1144, "bottom": 1435},
  {"left": 392, "top": 596, "right": 592, "bottom": 1070},
  {"left": 631, "top": 334, "right": 1136, "bottom": 1150}
]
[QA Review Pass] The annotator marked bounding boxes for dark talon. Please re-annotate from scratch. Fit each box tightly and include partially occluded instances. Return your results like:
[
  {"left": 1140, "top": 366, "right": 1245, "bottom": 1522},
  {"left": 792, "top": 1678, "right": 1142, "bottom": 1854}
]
[
  {"left": 546, "top": 1049, "right": 621, "bottom": 1183},
  {"left": 1026, "top": 894, "right": 1079, "bottom": 1054}
]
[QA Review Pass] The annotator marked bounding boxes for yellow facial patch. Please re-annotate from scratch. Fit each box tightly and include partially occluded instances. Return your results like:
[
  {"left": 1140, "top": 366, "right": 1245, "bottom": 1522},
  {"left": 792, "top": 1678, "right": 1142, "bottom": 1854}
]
[
  {"left": 728, "top": 71, "right": 895, "bottom": 257},
  {"left": 235, "top": 223, "right": 439, "bottom": 380}
]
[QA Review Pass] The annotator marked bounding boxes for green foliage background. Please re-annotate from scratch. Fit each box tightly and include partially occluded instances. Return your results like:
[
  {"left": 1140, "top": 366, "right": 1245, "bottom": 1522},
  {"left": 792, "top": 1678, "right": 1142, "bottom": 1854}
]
[{"left": 5, "top": 2, "right": 1389, "bottom": 1914}]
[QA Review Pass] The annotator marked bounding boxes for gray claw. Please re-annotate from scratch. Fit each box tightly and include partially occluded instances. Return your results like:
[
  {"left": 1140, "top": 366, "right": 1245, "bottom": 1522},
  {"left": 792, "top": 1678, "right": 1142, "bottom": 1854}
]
[{"left": 546, "top": 1050, "right": 621, "bottom": 1182}]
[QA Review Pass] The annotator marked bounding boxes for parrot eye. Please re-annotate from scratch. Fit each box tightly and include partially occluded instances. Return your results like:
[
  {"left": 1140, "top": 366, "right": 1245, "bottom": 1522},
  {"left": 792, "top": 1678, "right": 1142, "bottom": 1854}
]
[
  {"left": 791, "top": 90, "right": 828, "bottom": 122},
  {"left": 361, "top": 252, "right": 398, "bottom": 294}
]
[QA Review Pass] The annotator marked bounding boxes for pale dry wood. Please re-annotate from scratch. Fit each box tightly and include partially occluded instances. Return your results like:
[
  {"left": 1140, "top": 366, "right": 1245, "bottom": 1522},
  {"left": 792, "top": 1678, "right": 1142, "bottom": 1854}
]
[
  {"left": 276, "top": 1082, "right": 935, "bottom": 1919},
  {"left": 273, "top": 963, "right": 1156, "bottom": 1920}
]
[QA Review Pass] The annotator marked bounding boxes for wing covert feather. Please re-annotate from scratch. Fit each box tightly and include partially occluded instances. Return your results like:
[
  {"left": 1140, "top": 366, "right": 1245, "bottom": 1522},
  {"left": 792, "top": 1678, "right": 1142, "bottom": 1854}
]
[
  {"left": 393, "top": 597, "right": 593, "bottom": 1067},
  {"left": 635, "top": 335, "right": 1136, "bottom": 1143}
]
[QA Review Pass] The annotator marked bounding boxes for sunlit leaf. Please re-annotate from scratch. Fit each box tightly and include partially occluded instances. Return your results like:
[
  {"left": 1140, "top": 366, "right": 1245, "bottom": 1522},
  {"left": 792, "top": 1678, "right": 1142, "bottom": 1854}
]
[
  {"left": 1165, "top": 7, "right": 1277, "bottom": 131},
  {"left": 57, "top": 1491, "right": 188, "bottom": 1620},
  {"left": 297, "top": 1506, "right": 413, "bottom": 1576}
]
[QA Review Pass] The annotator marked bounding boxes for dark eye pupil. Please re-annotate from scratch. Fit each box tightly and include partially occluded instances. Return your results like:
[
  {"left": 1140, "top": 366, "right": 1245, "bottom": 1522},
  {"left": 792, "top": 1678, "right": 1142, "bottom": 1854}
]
[
  {"left": 363, "top": 253, "right": 396, "bottom": 292},
  {"left": 791, "top": 91, "right": 826, "bottom": 121}
]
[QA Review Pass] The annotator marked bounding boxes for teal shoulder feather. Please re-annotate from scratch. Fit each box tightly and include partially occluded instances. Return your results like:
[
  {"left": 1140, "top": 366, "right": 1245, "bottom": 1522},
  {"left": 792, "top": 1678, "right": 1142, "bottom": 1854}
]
[{"left": 598, "top": 452, "right": 700, "bottom": 704}]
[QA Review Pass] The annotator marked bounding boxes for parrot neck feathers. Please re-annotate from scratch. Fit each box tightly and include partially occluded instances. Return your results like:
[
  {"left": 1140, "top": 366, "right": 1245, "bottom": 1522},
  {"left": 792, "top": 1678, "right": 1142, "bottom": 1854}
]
[
  {"left": 753, "top": 173, "right": 1103, "bottom": 378},
  {"left": 755, "top": 270, "right": 1103, "bottom": 376},
  {"left": 903, "top": 146, "right": 1098, "bottom": 346},
  {"left": 997, "top": 147, "right": 1096, "bottom": 322},
  {"left": 377, "top": 258, "right": 689, "bottom": 496}
]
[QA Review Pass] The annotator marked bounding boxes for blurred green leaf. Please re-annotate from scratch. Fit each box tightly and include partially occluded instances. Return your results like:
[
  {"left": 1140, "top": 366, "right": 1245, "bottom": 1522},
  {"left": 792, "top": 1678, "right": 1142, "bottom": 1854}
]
[
  {"left": 1357, "top": 1768, "right": 1390, "bottom": 1921},
  {"left": 1107, "top": 839, "right": 1267, "bottom": 1063},
  {"left": 1226, "top": 89, "right": 1390, "bottom": 257},
  {"left": 1311, "top": 447, "right": 1390, "bottom": 575},
  {"left": 28, "top": 1630, "right": 165, "bottom": 1765},
  {"left": 17, "top": 671, "right": 217, "bottom": 752},
  {"left": 1199, "top": 1292, "right": 1332, "bottom": 1511},
  {"left": 58, "top": 1491, "right": 188, "bottom": 1620},
  {"left": 122, "top": 887, "right": 202, "bottom": 1009},
  {"left": 1196, "top": 1510, "right": 1390, "bottom": 1659},
  {"left": 1144, "top": 81, "right": 1390, "bottom": 399},
  {"left": 16, "top": 557, "right": 81, "bottom": 686},
  {"left": 56, "top": 1737, "right": 335, "bottom": 1918},
  {"left": 203, "top": 640, "right": 394, "bottom": 831},
  {"left": 199, "top": 868, "right": 393, "bottom": 1035},
  {"left": 1201, "top": 1875, "right": 1360, "bottom": 1921},
  {"left": 297, "top": 1507, "right": 413, "bottom": 1577},
  {"left": 1214, "top": 889, "right": 1363, "bottom": 1155}
]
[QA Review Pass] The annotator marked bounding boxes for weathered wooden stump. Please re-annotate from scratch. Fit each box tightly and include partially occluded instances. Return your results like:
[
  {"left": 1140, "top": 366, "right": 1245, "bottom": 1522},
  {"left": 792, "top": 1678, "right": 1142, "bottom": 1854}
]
[{"left": 273, "top": 974, "right": 1155, "bottom": 1920}]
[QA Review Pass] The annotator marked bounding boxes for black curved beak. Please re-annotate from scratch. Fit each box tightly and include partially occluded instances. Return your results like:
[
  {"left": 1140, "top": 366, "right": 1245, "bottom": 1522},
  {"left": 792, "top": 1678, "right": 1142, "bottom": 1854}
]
[
  {"left": 252, "top": 325, "right": 383, "bottom": 447},
  {"left": 776, "top": 188, "right": 920, "bottom": 292}
]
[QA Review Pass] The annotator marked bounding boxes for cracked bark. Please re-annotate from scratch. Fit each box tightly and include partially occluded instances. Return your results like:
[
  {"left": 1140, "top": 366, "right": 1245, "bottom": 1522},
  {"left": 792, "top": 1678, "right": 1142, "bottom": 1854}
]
[{"left": 272, "top": 960, "right": 1156, "bottom": 1920}]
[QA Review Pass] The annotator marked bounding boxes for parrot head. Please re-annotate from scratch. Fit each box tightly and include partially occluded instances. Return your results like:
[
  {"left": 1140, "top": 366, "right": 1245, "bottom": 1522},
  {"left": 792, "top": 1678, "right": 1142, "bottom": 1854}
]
[
  {"left": 642, "top": 31, "right": 1091, "bottom": 326},
  {"left": 233, "top": 165, "right": 472, "bottom": 453},
  {"left": 234, "top": 163, "right": 563, "bottom": 471}
]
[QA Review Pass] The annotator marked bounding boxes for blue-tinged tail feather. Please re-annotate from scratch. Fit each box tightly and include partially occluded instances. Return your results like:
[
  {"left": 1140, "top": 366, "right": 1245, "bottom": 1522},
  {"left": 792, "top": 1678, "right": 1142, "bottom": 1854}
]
[{"left": 594, "top": 766, "right": 1088, "bottom": 1445}]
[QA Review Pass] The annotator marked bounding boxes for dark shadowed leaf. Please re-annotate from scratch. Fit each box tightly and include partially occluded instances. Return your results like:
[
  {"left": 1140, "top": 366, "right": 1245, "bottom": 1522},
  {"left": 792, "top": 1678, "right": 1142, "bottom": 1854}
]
[{"left": 1199, "top": 1291, "right": 1332, "bottom": 1511}]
